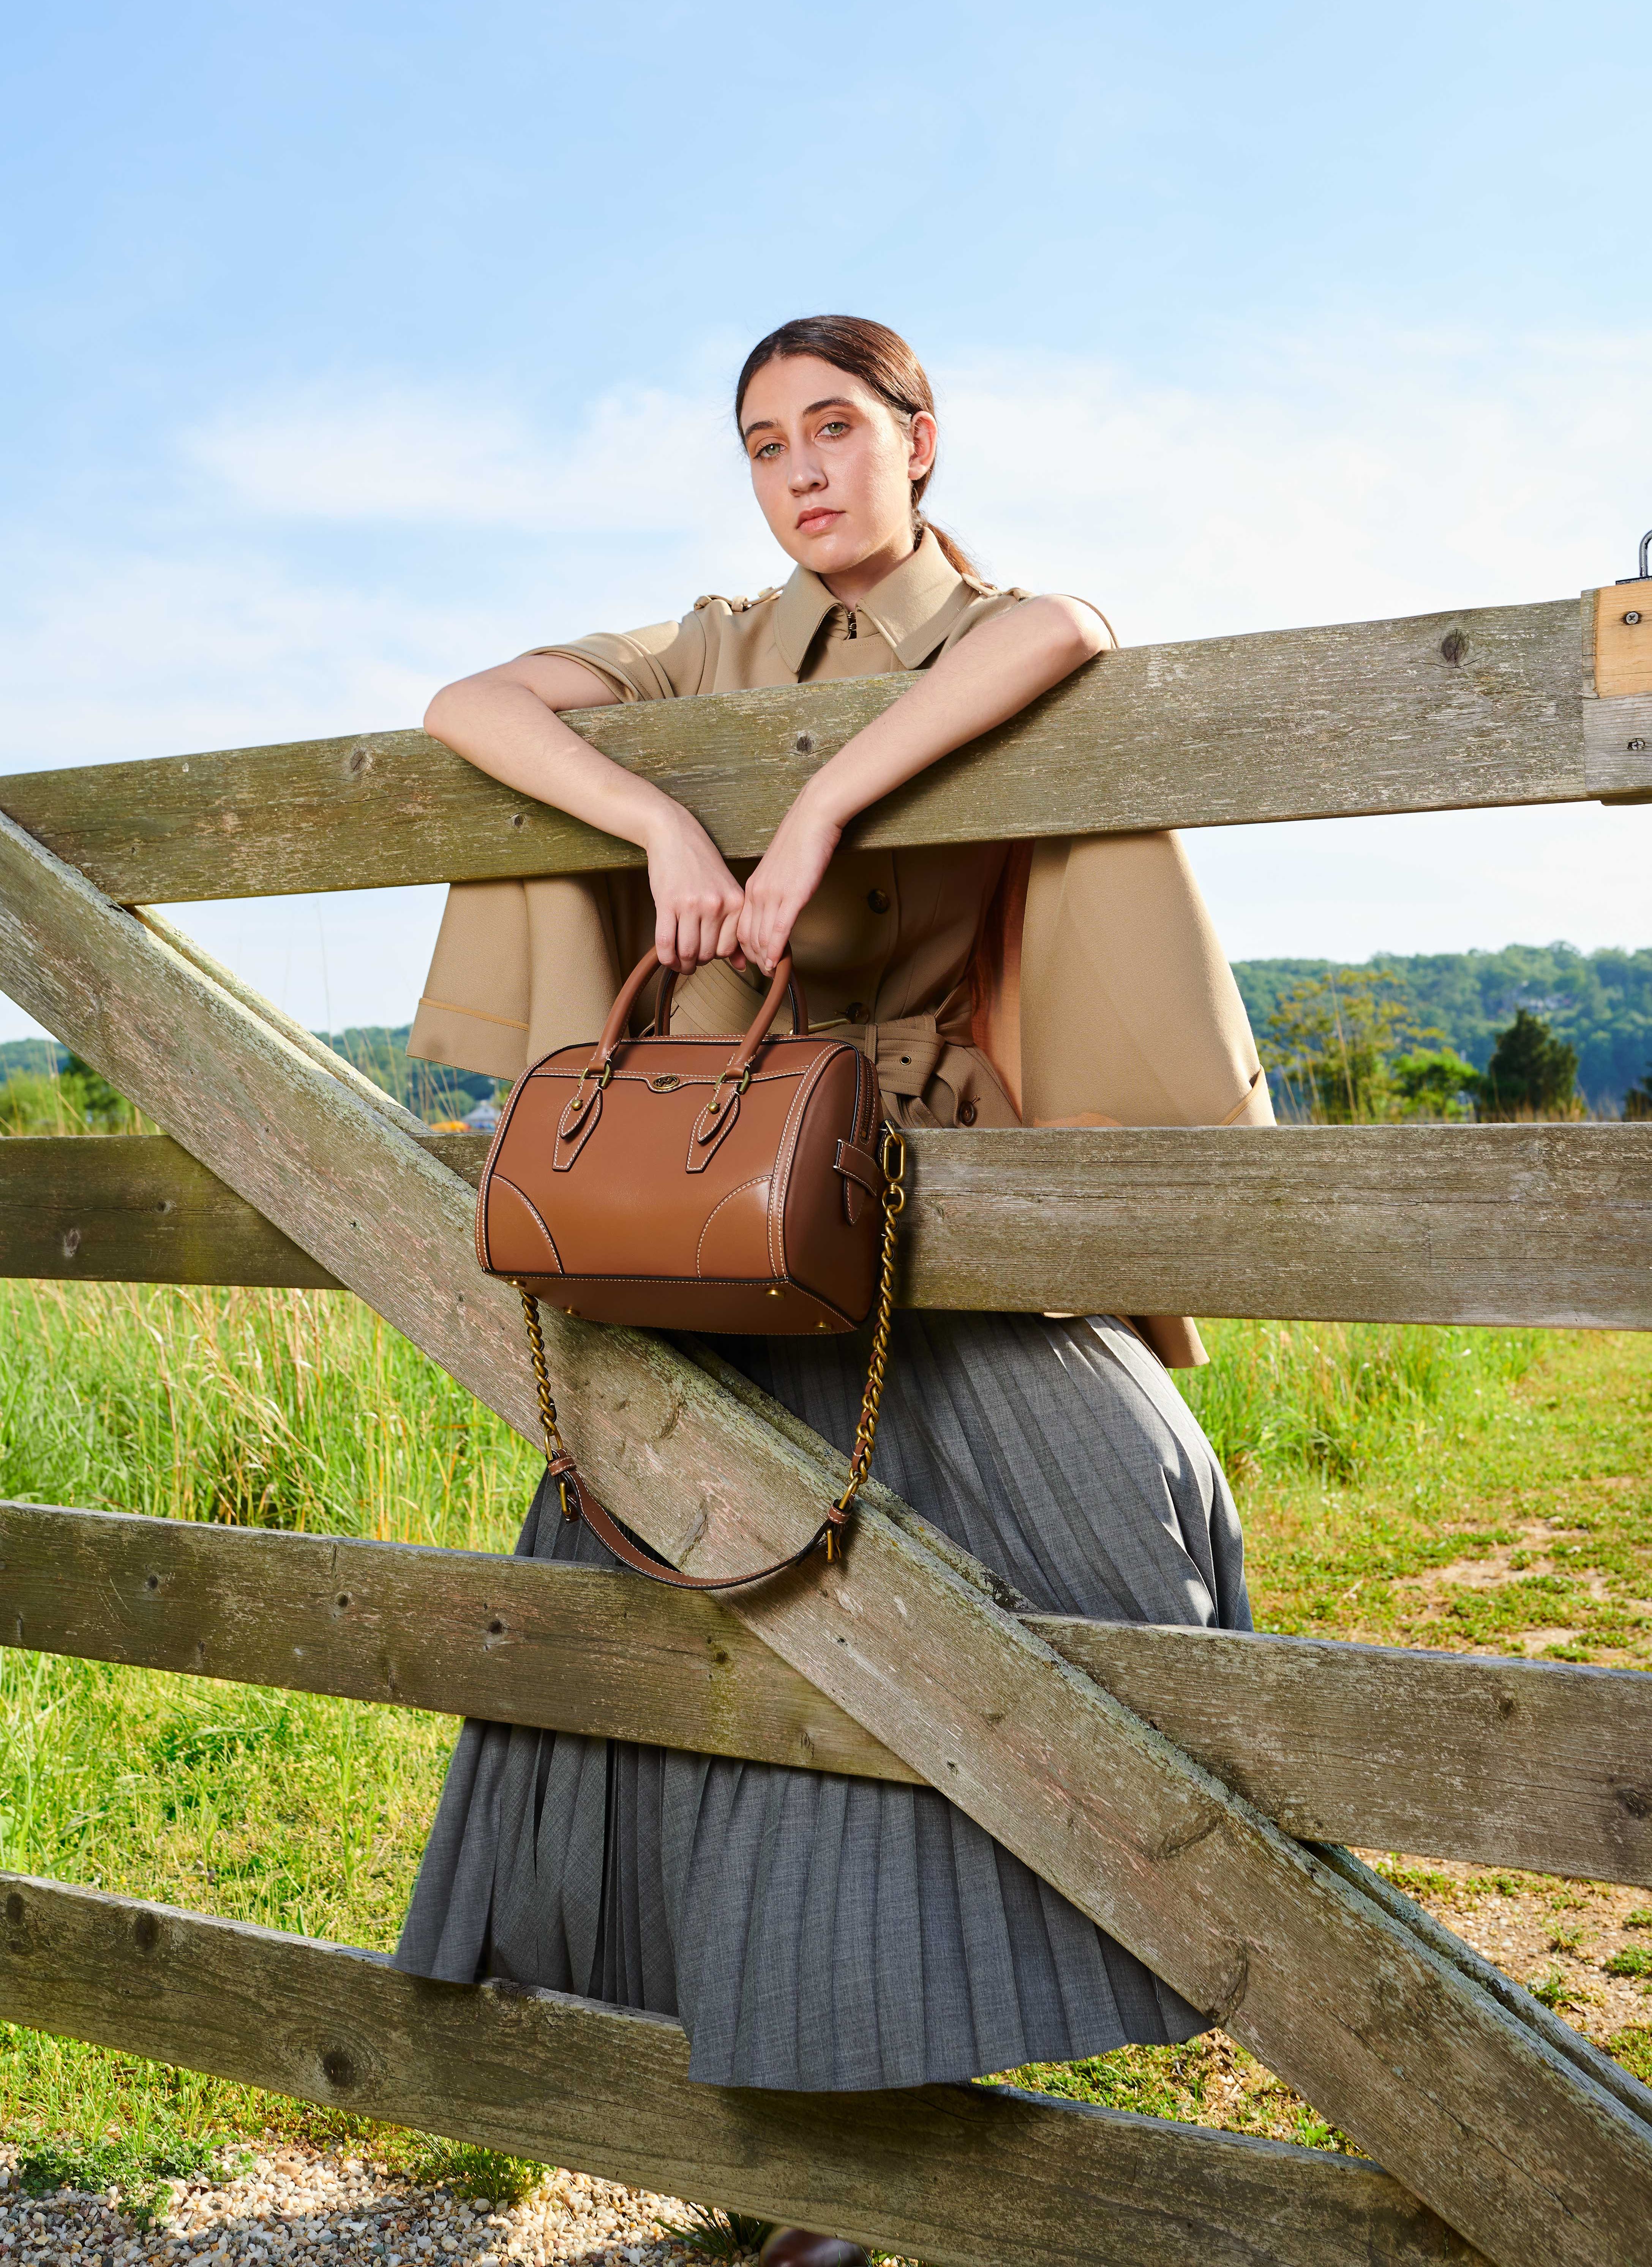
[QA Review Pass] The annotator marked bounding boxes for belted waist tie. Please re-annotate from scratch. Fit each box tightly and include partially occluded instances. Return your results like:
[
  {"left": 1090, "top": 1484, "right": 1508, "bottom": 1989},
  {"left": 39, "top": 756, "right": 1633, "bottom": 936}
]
[{"left": 815, "top": 1013, "right": 1020, "bottom": 1130}]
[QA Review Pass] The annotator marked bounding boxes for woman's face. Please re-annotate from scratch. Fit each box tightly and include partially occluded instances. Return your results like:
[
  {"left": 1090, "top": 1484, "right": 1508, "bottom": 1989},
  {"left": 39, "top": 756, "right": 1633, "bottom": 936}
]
[{"left": 740, "top": 353, "right": 936, "bottom": 583}]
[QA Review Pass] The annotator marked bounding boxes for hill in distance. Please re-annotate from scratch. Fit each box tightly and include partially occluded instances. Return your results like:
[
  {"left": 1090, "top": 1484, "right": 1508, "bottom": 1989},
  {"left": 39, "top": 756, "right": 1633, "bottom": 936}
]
[
  {"left": 0, "top": 1026, "right": 494, "bottom": 1124},
  {"left": 1232, "top": 944, "right": 1652, "bottom": 1114},
  {"left": 5, "top": 944, "right": 1648, "bottom": 1117}
]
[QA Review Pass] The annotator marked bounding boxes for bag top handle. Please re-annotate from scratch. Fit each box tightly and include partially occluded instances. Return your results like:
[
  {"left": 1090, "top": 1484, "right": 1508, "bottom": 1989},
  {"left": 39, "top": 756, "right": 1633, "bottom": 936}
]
[{"left": 591, "top": 949, "right": 809, "bottom": 1072}]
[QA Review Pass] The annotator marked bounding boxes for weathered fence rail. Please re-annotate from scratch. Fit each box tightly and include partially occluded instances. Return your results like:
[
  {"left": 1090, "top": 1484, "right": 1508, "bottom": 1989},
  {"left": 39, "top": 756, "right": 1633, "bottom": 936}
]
[
  {"left": 1, "top": 594, "right": 1647, "bottom": 905},
  {"left": 0, "top": 1874, "right": 1490, "bottom": 2267},
  {"left": 6, "top": 1122, "right": 1651, "bottom": 1326},
  {"left": 8, "top": 1499, "right": 1650, "bottom": 1885},
  {"left": 2, "top": 582, "right": 1650, "bottom": 2267}
]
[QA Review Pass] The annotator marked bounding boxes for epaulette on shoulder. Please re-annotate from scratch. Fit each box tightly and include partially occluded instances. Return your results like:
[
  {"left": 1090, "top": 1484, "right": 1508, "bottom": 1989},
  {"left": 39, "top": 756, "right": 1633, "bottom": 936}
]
[{"left": 693, "top": 586, "right": 782, "bottom": 615}]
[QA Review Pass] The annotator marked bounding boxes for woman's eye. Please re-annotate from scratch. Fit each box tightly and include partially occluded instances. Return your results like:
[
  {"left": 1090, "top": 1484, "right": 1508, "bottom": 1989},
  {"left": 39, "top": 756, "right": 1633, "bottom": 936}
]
[
  {"left": 818, "top": 420, "right": 850, "bottom": 438},
  {"left": 754, "top": 441, "right": 782, "bottom": 460}
]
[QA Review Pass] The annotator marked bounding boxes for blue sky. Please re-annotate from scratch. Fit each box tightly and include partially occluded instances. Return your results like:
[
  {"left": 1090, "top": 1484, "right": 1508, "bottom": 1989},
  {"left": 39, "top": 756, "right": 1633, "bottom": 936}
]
[{"left": 3, "top": 0, "right": 1649, "bottom": 1041}]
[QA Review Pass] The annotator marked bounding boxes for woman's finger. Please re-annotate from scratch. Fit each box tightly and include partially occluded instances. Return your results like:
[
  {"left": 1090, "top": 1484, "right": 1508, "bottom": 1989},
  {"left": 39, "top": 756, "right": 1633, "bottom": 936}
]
[
  {"left": 758, "top": 892, "right": 793, "bottom": 975},
  {"left": 735, "top": 892, "right": 764, "bottom": 970}
]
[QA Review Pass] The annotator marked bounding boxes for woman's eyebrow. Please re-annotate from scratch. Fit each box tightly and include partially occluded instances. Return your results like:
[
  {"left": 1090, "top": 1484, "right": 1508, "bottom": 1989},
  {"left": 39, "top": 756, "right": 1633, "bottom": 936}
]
[{"left": 741, "top": 396, "right": 856, "bottom": 442}]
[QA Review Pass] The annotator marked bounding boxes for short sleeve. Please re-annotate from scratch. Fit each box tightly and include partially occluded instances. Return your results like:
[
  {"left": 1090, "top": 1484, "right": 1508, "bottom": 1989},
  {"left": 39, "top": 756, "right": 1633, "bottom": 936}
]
[
  {"left": 529, "top": 608, "right": 708, "bottom": 703},
  {"left": 937, "top": 589, "right": 1118, "bottom": 662},
  {"left": 1058, "top": 595, "right": 1119, "bottom": 649}
]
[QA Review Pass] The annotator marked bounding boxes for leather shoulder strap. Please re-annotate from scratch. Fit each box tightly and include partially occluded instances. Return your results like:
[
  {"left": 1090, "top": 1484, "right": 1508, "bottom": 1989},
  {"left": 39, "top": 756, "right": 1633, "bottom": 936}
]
[{"left": 548, "top": 1457, "right": 838, "bottom": 1591}]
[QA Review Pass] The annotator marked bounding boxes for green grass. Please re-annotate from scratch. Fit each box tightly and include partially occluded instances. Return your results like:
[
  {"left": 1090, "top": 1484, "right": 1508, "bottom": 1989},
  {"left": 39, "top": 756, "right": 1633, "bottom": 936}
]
[
  {"left": 2, "top": 1282, "right": 1650, "bottom": 2182},
  {"left": 13, "top": 2131, "right": 245, "bottom": 2228},
  {"left": 1186, "top": 1319, "right": 1652, "bottom": 1664},
  {"left": 988, "top": 2034, "right": 1356, "bottom": 2153},
  {"left": 0, "top": 2020, "right": 546, "bottom": 2216},
  {"left": 0, "top": 1277, "right": 539, "bottom": 1544},
  {"left": 1180, "top": 1317, "right": 1546, "bottom": 1490},
  {"left": 0, "top": 1277, "right": 545, "bottom": 2202}
]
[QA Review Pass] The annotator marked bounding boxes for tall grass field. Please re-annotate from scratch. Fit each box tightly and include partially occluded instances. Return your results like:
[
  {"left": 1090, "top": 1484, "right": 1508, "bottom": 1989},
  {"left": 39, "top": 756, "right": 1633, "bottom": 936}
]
[{"left": 3, "top": 1277, "right": 1649, "bottom": 2175}]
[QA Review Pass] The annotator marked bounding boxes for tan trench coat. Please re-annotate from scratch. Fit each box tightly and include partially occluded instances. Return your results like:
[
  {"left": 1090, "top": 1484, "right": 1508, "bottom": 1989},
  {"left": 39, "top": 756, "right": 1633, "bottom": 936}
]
[{"left": 409, "top": 534, "right": 1273, "bottom": 1365}]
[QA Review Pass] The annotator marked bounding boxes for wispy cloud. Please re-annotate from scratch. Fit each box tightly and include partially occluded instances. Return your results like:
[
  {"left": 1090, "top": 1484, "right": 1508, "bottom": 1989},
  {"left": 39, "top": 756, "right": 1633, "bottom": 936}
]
[
  {"left": 179, "top": 323, "right": 1652, "bottom": 642},
  {"left": 0, "top": 551, "right": 493, "bottom": 772},
  {"left": 185, "top": 381, "right": 752, "bottom": 538},
  {"left": 940, "top": 326, "right": 1652, "bottom": 640}
]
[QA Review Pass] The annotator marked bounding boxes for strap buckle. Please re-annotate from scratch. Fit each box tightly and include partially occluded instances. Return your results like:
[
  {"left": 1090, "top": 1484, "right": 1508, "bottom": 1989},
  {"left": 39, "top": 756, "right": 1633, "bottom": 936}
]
[
  {"left": 569, "top": 1057, "right": 613, "bottom": 1112},
  {"left": 704, "top": 1062, "right": 752, "bottom": 1119}
]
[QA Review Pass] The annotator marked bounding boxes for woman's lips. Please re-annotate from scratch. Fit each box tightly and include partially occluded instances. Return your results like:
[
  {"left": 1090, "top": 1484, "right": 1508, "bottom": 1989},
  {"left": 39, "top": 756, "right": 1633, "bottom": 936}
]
[{"left": 796, "top": 508, "right": 842, "bottom": 532}]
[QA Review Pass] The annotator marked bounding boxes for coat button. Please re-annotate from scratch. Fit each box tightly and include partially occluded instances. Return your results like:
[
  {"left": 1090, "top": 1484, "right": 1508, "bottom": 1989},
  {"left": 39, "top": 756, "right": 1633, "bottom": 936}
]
[
  {"left": 957, "top": 1098, "right": 978, "bottom": 1126},
  {"left": 845, "top": 1001, "right": 870, "bottom": 1024},
  {"left": 867, "top": 888, "right": 891, "bottom": 914}
]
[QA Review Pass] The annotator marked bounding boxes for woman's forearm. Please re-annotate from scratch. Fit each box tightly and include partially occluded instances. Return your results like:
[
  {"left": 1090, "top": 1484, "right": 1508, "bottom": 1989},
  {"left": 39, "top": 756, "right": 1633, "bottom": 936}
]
[
  {"left": 425, "top": 657, "right": 747, "bottom": 973},
  {"left": 801, "top": 595, "right": 1108, "bottom": 830},
  {"left": 424, "top": 663, "right": 685, "bottom": 853}
]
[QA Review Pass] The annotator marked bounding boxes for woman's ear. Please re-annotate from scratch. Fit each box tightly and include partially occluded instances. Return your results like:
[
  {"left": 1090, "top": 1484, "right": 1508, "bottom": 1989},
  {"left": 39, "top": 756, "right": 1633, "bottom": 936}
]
[{"left": 906, "top": 409, "right": 938, "bottom": 482}]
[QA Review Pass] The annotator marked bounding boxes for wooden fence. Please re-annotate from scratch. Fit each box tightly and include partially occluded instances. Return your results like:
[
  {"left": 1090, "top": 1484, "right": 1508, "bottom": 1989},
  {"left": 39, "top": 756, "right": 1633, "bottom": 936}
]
[{"left": 2, "top": 582, "right": 1650, "bottom": 2267}]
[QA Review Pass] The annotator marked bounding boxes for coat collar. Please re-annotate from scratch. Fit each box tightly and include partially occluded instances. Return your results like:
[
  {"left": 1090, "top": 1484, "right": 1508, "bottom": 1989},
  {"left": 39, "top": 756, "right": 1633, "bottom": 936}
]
[{"left": 773, "top": 528, "right": 980, "bottom": 675}]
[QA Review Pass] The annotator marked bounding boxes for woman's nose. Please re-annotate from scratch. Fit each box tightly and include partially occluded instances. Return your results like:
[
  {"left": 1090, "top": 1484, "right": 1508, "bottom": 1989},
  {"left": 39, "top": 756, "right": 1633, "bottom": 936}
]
[{"left": 789, "top": 454, "right": 824, "bottom": 492}]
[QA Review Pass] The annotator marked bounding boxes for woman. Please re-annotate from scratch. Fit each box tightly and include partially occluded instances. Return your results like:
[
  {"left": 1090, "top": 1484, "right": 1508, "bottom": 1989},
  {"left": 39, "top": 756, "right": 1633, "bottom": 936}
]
[{"left": 396, "top": 317, "right": 1270, "bottom": 2267}]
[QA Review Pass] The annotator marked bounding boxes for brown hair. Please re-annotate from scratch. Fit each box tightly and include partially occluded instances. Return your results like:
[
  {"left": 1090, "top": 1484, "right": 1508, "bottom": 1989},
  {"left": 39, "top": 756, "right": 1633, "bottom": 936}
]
[{"left": 734, "top": 315, "right": 983, "bottom": 581}]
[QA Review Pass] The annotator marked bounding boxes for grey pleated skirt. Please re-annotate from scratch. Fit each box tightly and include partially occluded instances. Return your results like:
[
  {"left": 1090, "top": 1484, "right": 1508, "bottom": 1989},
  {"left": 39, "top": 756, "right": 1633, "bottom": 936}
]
[{"left": 395, "top": 1312, "right": 1252, "bottom": 2090}]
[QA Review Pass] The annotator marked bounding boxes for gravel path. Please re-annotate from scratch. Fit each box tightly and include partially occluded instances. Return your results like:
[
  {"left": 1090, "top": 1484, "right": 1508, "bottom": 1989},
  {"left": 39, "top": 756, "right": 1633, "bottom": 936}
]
[{"left": 0, "top": 2147, "right": 737, "bottom": 2267}]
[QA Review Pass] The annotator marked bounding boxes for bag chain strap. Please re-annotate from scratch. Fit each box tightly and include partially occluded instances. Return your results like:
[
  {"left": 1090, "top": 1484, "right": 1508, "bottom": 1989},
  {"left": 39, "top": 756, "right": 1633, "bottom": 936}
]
[
  {"left": 518, "top": 1285, "right": 575, "bottom": 1510},
  {"left": 516, "top": 1121, "right": 907, "bottom": 1589},
  {"left": 826, "top": 1119, "right": 905, "bottom": 1555}
]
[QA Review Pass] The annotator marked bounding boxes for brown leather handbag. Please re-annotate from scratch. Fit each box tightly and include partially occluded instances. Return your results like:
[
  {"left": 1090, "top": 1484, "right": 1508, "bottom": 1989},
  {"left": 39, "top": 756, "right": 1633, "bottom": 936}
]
[{"left": 475, "top": 947, "right": 905, "bottom": 1588}]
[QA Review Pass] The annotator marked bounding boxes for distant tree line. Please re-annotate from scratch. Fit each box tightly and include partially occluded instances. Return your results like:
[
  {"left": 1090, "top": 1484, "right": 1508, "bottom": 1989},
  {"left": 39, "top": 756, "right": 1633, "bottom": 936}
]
[
  {"left": 1233, "top": 944, "right": 1652, "bottom": 1116},
  {"left": 307, "top": 1023, "right": 497, "bottom": 1123},
  {"left": 0, "top": 1027, "right": 493, "bottom": 1134},
  {"left": 1256, "top": 968, "right": 1618, "bottom": 1122},
  {"left": 2, "top": 972, "right": 1647, "bottom": 1135}
]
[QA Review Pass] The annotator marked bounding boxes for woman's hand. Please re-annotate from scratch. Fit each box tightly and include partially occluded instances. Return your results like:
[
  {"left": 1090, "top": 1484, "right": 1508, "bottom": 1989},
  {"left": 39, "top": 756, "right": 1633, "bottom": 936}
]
[
  {"left": 644, "top": 805, "right": 747, "bottom": 973},
  {"left": 736, "top": 788, "right": 842, "bottom": 974}
]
